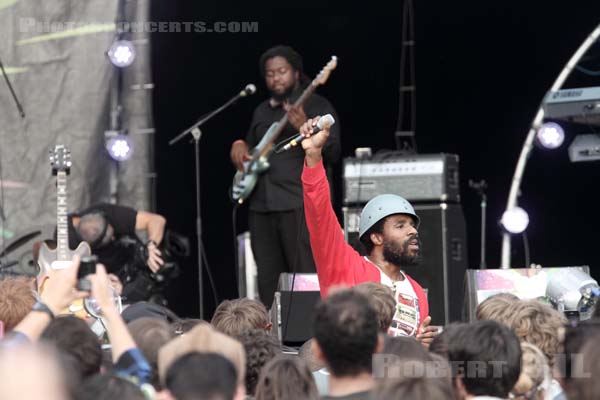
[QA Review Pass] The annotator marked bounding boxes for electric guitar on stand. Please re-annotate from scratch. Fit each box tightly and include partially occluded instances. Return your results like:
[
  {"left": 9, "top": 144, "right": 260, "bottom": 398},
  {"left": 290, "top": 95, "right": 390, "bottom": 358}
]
[
  {"left": 37, "top": 145, "right": 91, "bottom": 315},
  {"left": 230, "top": 56, "right": 338, "bottom": 204}
]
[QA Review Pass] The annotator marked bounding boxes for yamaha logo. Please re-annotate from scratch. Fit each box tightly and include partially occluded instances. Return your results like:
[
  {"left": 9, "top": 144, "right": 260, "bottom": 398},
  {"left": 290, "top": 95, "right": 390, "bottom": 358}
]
[{"left": 555, "top": 89, "right": 583, "bottom": 99}]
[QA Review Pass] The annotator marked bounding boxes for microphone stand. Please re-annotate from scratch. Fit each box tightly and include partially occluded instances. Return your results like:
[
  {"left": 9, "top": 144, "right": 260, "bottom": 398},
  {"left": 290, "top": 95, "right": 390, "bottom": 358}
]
[
  {"left": 469, "top": 179, "right": 488, "bottom": 269},
  {"left": 0, "top": 56, "right": 26, "bottom": 118},
  {"left": 0, "top": 55, "right": 26, "bottom": 268},
  {"left": 169, "top": 90, "right": 249, "bottom": 320}
]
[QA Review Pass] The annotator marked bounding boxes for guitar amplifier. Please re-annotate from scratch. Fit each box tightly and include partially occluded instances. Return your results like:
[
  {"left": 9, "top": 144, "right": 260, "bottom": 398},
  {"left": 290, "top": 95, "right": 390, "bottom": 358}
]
[{"left": 343, "top": 153, "right": 460, "bottom": 204}]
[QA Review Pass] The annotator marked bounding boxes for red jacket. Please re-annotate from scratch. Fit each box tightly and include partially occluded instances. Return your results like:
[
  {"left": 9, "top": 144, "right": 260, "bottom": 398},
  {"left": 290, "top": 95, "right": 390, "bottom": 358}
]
[{"left": 302, "top": 159, "right": 429, "bottom": 327}]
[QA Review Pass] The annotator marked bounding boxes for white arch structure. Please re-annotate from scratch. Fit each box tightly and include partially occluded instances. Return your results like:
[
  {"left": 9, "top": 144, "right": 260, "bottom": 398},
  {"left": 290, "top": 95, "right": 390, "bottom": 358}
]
[{"left": 501, "top": 23, "right": 600, "bottom": 269}]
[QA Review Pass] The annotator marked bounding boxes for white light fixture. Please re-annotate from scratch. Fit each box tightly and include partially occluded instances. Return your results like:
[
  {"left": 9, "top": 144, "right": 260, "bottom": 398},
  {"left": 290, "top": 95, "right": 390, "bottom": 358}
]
[
  {"left": 106, "top": 134, "right": 133, "bottom": 161},
  {"left": 537, "top": 122, "right": 565, "bottom": 149},
  {"left": 546, "top": 269, "right": 600, "bottom": 319},
  {"left": 107, "top": 40, "right": 136, "bottom": 68},
  {"left": 500, "top": 206, "right": 529, "bottom": 234}
]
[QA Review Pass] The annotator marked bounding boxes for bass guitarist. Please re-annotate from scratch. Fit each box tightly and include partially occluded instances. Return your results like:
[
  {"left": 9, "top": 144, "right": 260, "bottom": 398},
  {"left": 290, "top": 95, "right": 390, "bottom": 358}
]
[{"left": 230, "top": 45, "right": 341, "bottom": 308}]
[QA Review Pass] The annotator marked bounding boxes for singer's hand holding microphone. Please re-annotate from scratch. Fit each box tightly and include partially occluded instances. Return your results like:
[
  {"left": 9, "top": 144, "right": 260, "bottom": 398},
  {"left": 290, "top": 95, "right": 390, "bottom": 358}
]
[
  {"left": 275, "top": 114, "right": 335, "bottom": 153},
  {"left": 300, "top": 114, "right": 334, "bottom": 150},
  {"left": 300, "top": 114, "right": 335, "bottom": 167}
]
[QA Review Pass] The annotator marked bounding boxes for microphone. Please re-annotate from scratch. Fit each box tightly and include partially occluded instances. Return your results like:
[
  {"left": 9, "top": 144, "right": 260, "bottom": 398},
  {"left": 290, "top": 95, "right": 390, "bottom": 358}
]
[
  {"left": 169, "top": 83, "right": 256, "bottom": 146},
  {"left": 278, "top": 114, "right": 335, "bottom": 153},
  {"left": 240, "top": 84, "right": 256, "bottom": 97}
]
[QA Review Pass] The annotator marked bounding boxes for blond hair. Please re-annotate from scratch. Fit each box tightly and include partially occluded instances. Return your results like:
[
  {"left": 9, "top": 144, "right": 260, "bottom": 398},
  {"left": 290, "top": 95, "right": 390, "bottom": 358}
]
[
  {"left": 158, "top": 323, "right": 246, "bottom": 386},
  {"left": 476, "top": 292, "right": 519, "bottom": 322},
  {"left": 211, "top": 298, "right": 270, "bottom": 337},
  {"left": 354, "top": 282, "right": 395, "bottom": 333},
  {"left": 0, "top": 277, "right": 37, "bottom": 331},
  {"left": 511, "top": 342, "right": 550, "bottom": 399},
  {"left": 503, "top": 300, "right": 566, "bottom": 367}
]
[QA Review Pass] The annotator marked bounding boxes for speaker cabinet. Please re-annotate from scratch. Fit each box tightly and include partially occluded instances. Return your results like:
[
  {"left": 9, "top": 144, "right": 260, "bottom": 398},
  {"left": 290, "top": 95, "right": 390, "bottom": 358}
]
[
  {"left": 343, "top": 203, "right": 468, "bottom": 325},
  {"left": 270, "top": 291, "right": 320, "bottom": 346}
]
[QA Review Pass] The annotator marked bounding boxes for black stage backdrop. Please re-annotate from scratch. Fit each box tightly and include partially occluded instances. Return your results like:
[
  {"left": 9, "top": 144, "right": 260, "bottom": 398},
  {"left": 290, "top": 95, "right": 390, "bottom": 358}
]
[{"left": 150, "top": 2, "right": 600, "bottom": 318}]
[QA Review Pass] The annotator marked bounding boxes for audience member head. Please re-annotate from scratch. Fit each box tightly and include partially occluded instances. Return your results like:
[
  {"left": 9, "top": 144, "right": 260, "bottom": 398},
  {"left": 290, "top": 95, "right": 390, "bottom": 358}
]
[
  {"left": 254, "top": 356, "right": 318, "bottom": 400},
  {"left": 429, "top": 322, "right": 466, "bottom": 360},
  {"left": 559, "top": 318, "right": 600, "bottom": 392},
  {"left": 312, "top": 288, "right": 380, "bottom": 377},
  {"left": 298, "top": 338, "right": 326, "bottom": 372},
  {"left": 502, "top": 299, "right": 566, "bottom": 367},
  {"left": 0, "top": 344, "right": 70, "bottom": 400},
  {"left": 121, "top": 301, "right": 179, "bottom": 324},
  {"left": 372, "top": 341, "right": 453, "bottom": 400},
  {"left": 509, "top": 342, "right": 549, "bottom": 400},
  {"left": 354, "top": 282, "right": 396, "bottom": 334},
  {"left": 235, "top": 329, "right": 280, "bottom": 396},
  {"left": 79, "top": 374, "right": 147, "bottom": 400},
  {"left": 211, "top": 298, "right": 271, "bottom": 337},
  {"left": 127, "top": 317, "right": 174, "bottom": 389},
  {"left": 165, "top": 352, "right": 239, "bottom": 400},
  {"left": 371, "top": 373, "right": 454, "bottom": 400},
  {"left": 158, "top": 323, "right": 246, "bottom": 389},
  {"left": 0, "top": 276, "right": 36, "bottom": 331},
  {"left": 446, "top": 320, "right": 521, "bottom": 399},
  {"left": 563, "top": 334, "right": 600, "bottom": 400},
  {"left": 41, "top": 315, "right": 102, "bottom": 379},
  {"left": 171, "top": 318, "right": 204, "bottom": 336},
  {"left": 475, "top": 292, "right": 520, "bottom": 321},
  {"left": 382, "top": 336, "right": 430, "bottom": 360}
]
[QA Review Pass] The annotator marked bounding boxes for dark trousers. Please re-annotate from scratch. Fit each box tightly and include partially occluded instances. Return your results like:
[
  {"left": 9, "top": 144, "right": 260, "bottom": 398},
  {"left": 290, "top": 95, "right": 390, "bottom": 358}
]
[{"left": 249, "top": 208, "right": 316, "bottom": 309}]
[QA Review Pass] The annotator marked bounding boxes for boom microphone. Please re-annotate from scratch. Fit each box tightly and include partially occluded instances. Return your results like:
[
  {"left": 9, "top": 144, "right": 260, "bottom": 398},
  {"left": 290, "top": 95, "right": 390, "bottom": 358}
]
[{"left": 240, "top": 84, "right": 256, "bottom": 97}]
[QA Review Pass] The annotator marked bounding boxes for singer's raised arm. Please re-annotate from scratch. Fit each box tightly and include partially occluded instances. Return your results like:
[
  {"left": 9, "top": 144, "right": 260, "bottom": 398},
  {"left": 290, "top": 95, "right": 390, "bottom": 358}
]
[{"left": 301, "top": 118, "right": 380, "bottom": 297}]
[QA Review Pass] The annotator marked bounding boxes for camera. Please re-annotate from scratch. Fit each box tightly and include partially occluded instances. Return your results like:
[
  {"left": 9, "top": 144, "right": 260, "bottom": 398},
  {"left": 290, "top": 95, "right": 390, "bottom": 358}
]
[{"left": 77, "top": 255, "right": 97, "bottom": 291}]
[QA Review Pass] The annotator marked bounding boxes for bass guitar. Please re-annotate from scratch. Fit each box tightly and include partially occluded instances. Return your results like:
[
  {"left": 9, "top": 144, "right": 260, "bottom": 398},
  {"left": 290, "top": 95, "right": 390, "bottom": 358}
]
[{"left": 230, "top": 56, "right": 338, "bottom": 204}]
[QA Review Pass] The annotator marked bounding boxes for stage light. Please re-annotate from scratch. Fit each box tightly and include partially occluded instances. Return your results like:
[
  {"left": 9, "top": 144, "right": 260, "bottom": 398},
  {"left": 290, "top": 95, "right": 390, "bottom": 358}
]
[
  {"left": 107, "top": 40, "right": 136, "bottom": 67},
  {"left": 500, "top": 207, "right": 529, "bottom": 234},
  {"left": 106, "top": 134, "right": 133, "bottom": 161},
  {"left": 546, "top": 269, "right": 600, "bottom": 320},
  {"left": 537, "top": 122, "right": 565, "bottom": 149}
]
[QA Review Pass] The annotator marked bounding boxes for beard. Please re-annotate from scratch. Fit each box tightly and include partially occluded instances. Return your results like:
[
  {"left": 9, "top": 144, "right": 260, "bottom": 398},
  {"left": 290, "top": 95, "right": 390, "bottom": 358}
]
[
  {"left": 270, "top": 81, "right": 297, "bottom": 102},
  {"left": 383, "top": 235, "right": 421, "bottom": 267}
]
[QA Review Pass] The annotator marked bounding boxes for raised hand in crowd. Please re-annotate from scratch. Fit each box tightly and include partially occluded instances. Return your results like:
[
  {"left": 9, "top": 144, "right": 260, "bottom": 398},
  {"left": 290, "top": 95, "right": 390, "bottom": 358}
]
[{"left": 12, "top": 255, "right": 88, "bottom": 341}]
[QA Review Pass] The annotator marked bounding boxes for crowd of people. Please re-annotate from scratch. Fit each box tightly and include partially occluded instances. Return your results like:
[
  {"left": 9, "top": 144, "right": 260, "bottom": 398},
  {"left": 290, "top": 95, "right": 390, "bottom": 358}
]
[
  {"left": 1, "top": 44, "right": 598, "bottom": 400},
  {"left": 1, "top": 262, "right": 600, "bottom": 400}
]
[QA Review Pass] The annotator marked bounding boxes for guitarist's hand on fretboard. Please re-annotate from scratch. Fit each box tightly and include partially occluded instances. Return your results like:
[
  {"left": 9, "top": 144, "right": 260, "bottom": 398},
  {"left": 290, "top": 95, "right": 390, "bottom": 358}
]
[{"left": 283, "top": 102, "right": 307, "bottom": 130}]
